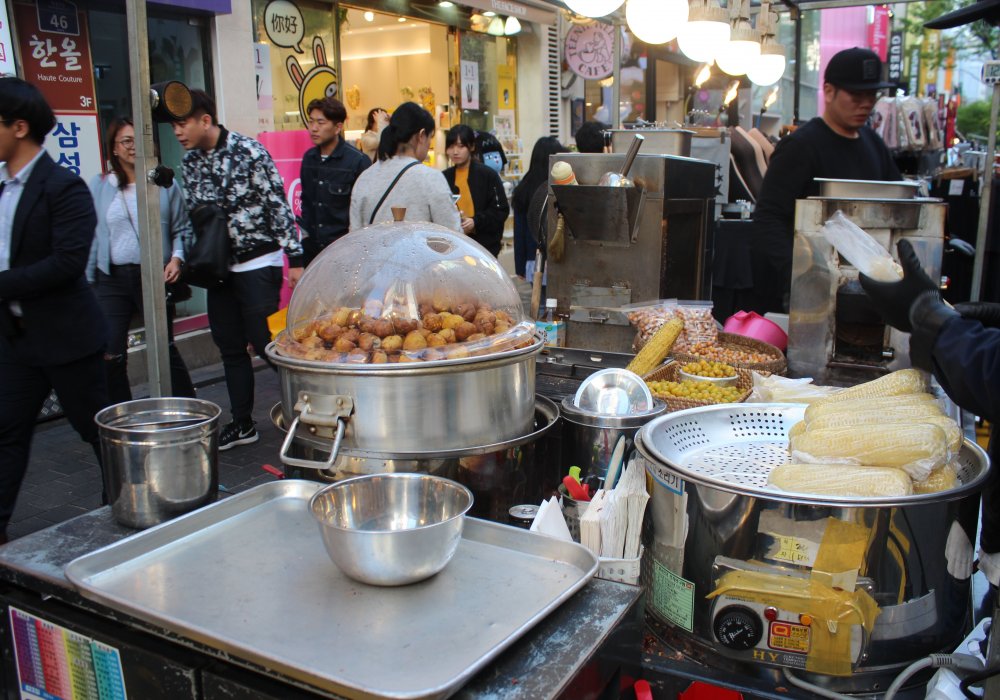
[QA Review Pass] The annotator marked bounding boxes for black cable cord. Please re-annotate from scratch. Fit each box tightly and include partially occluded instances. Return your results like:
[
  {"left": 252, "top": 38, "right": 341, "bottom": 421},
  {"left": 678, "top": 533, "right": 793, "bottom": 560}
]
[{"left": 959, "top": 663, "right": 1000, "bottom": 699}]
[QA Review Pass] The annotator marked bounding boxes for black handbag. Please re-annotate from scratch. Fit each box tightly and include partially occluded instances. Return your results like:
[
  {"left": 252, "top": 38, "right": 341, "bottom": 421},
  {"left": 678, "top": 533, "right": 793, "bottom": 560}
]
[
  {"left": 184, "top": 203, "right": 231, "bottom": 288},
  {"left": 184, "top": 157, "right": 233, "bottom": 289}
]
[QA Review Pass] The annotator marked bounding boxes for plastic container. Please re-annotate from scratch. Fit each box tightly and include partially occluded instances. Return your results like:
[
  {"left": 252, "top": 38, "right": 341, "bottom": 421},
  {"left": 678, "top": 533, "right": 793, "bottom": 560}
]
[
  {"left": 275, "top": 220, "right": 535, "bottom": 364},
  {"left": 723, "top": 310, "right": 788, "bottom": 351},
  {"left": 536, "top": 297, "right": 565, "bottom": 348}
]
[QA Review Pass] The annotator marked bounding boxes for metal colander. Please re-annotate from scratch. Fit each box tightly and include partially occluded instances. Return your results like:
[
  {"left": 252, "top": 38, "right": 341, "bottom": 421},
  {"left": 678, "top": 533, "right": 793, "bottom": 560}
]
[{"left": 636, "top": 403, "right": 990, "bottom": 506}]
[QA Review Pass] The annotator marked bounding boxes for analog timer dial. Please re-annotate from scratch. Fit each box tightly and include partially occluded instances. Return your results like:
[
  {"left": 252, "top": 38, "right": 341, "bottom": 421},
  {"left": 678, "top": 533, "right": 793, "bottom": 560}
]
[{"left": 713, "top": 605, "right": 764, "bottom": 650}]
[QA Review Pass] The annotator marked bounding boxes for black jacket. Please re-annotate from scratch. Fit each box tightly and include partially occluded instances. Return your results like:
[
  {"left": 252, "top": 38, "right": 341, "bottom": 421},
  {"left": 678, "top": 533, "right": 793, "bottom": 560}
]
[
  {"left": 0, "top": 152, "right": 106, "bottom": 366},
  {"left": 299, "top": 137, "right": 370, "bottom": 253},
  {"left": 443, "top": 160, "right": 510, "bottom": 256}
]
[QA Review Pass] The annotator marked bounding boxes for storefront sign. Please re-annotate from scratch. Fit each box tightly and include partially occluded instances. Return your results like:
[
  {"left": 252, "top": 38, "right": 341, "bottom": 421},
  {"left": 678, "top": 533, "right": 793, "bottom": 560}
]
[
  {"left": 15, "top": 2, "right": 96, "bottom": 113},
  {"left": 255, "top": 42, "right": 274, "bottom": 133},
  {"left": 36, "top": 0, "right": 79, "bottom": 36},
  {"left": 149, "top": 0, "right": 232, "bottom": 11},
  {"left": 887, "top": 30, "right": 904, "bottom": 85},
  {"left": 263, "top": 0, "right": 305, "bottom": 53},
  {"left": 919, "top": 30, "right": 939, "bottom": 97},
  {"left": 564, "top": 23, "right": 614, "bottom": 81},
  {"left": 497, "top": 65, "right": 515, "bottom": 111},
  {"left": 460, "top": 0, "right": 556, "bottom": 25},
  {"left": 461, "top": 60, "right": 480, "bottom": 110},
  {"left": 867, "top": 5, "right": 889, "bottom": 62},
  {"left": 45, "top": 113, "right": 102, "bottom": 183},
  {"left": 0, "top": 4, "right": 15, "bottom": 76},
  {"left": 908, "top": 46, "right": 920, "bottom": 95}
]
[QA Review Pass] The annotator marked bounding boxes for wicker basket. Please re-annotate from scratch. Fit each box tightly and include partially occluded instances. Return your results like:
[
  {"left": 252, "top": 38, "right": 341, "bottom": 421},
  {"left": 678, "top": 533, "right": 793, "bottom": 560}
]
[
  {"left": 673, "top": 332, "right": 787, "bottom": 375},
  {"left": 642, "top": 361, "right": 752, "bottom": 413}
]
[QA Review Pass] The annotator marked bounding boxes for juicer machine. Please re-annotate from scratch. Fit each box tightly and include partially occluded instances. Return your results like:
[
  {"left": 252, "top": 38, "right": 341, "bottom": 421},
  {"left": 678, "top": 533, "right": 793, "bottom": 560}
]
[{"left": 786, "top": 196, "right": 947, "bottom": 383}]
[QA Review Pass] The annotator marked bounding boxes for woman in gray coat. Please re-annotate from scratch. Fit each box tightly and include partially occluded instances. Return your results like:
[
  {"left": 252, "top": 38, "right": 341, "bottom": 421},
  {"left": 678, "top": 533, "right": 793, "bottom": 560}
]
[{"left": 87, "top": 117, "right": 195, "bottom": 403}]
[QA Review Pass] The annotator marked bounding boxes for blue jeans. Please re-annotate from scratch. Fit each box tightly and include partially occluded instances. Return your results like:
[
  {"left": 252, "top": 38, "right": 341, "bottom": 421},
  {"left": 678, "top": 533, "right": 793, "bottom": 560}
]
[
  {"left": 95, "top": 264, "right": 195, "bottom": 403},
  {"left": 206, "top": 265, "right": 281, "bottom": 425}
]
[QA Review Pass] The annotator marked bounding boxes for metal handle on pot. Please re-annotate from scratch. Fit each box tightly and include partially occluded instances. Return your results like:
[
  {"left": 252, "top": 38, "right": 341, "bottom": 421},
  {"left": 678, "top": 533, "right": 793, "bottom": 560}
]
[{"left": 279, "top": 414, "right": 346, "bottom": 471}]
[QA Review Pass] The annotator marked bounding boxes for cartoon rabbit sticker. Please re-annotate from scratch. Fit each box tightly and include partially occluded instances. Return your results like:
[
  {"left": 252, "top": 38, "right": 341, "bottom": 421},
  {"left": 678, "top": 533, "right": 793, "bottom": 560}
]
[{"left": 287, "top": 36, "right": 338, "bottom": 126}]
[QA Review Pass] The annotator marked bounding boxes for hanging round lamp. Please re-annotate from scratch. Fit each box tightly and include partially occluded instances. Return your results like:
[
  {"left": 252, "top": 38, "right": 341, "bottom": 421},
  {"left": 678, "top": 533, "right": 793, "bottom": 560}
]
[
  {"left": 565, "top": 0, "right": 625, "bottom": 18},
  {"left": 715, "top": 21, "right": 759, "bottom": 76},
  {"left": 677, "top": 0, "right": 730, "bottom": 63},
  {"left": 625, "top": 0, "right": 689, "bottom": 45},
  {"left": 746, "top": 38, "right": 786, "bottom": 86}
]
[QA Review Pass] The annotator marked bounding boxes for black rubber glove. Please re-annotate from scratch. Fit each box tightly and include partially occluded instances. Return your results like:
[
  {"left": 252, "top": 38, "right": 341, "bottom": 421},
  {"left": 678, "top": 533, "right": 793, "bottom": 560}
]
[
  {"left": 909, "top": 291, "right": 959, "bottom": 372},
  {"left": 858, "top": 239, "right": 938, "bottom": 333},
  {"left": 954, "top": 301, "right": 1000, "bottom": 329}
]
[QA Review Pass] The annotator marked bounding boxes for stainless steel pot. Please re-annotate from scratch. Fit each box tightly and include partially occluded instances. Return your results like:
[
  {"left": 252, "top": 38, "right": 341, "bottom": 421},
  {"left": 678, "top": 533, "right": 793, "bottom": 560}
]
[
  {"left": 560, "top": 397, "right": 666, "bottom": 481},
  {"left": 636, "top": 403, "right": 990, "bottom": 693},
  {"left": 266, "top": 336, "right": 543, "bottom": 471},
  {"left": 271, "top": 396, "right": 562, "bottom": 525}
]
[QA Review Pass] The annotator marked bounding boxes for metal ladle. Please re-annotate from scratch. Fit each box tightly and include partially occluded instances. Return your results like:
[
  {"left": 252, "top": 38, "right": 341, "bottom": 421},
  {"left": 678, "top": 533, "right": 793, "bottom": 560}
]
[{"left": 598, "top": 134, "right": 644, "bottom": 188}]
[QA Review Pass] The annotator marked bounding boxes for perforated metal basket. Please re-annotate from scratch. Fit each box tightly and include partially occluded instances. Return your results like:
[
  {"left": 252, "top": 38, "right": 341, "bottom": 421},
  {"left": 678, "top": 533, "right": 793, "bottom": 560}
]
[{"left": 636, "top": 403, "right": 990, "bottom": 507}]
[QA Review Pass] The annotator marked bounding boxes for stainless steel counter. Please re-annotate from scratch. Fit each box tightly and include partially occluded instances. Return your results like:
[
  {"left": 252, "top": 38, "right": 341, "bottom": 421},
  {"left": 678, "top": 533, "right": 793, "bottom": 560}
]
[{"left": 0, "top": 505, "right": 642, "bottom": 700}]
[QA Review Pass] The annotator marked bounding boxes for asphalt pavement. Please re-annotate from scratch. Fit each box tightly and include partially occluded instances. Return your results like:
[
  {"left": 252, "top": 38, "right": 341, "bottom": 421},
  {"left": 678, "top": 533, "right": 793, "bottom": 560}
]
[{"left": 9, "top": 363, "right": 284, "bottom": 541}]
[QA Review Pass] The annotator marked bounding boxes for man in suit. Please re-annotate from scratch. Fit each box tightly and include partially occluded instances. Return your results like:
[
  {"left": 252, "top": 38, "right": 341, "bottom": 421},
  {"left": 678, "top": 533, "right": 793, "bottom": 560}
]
[{"left": 0, "top": 78, "right": 108, "bottom": 542}]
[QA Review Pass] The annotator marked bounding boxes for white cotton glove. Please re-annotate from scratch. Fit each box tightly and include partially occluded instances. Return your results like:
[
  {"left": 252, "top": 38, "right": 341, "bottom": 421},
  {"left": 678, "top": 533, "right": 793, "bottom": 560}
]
[
  {"left": 977, "top": 548, "right": 1000, "bottom": 587},
  {"left": 945, "top": 522, "right": 974, "bottom": 580}
]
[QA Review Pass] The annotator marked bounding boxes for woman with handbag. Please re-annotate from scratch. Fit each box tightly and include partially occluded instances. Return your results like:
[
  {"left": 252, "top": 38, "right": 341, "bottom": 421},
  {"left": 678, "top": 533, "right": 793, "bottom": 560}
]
[
  {"left": 86, "top": 117, "right": 195, "bottom": 403},
  {"left": 349, "top": 102, "right": 460, "bottom": 232}
]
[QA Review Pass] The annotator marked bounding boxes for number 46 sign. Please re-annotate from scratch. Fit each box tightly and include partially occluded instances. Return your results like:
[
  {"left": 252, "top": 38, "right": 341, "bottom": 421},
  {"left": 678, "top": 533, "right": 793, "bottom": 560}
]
[{"left": 36, "top": 0, "right": 81, "bottom": 37}]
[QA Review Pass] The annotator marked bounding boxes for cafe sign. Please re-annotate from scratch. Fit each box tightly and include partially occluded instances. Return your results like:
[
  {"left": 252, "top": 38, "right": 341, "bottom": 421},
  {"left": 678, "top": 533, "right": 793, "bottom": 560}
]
[{"left": 565, "top": 22, "right": 614, "bottom": 81}]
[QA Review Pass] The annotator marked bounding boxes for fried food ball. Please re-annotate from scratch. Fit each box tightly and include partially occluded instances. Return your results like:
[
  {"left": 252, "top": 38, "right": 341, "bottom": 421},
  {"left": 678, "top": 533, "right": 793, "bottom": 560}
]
[
  {"left": 381, "top": 334, "right": 403, "bottom": 352},
  {"left": 398, "top": 354, "right": 418, "bottom": 363},
  {"left": 346, "top": 349, "right": 369, "bottom": 363},
  {"left": 446, "top": 346, "right": 471, "bottom": 360},
  {"left": 371, "top": 350, "right": 389, "bottom": 364},
  {"left": 347, "top": 309, "right": 363, "bottom": 327},
  {"left": 495, "top": 310, "right": 513, "bottom": 325},
  {"left": 358, "top": 315, "right": 377, "bottom": 334},
  {"left": 494, "top": 322, "right": 510, "bottom": 334},
  {"left": 466, "top": 333, "right": 486, "bottom": 342},
  {"left": 334, "top": 336, "right": 357, "bottom": 353},
  {"left": 431, "top": 290, "right": 451, "bottom": 312},
  {"left": 332, "top": 307, "right": 351, "bottom": 327},
  {"left": 439, "top": 328, "right": 456, "bottom": 344},
  {"left": 393, "top": 318, "right": 419, "bottom": 335},
  {"left": 358, "top": 333, "right": 380, "bottom": 351},
  {"left": 419, "top": 328, "right": 433, "bottom": 339},
  {"left": 418, "top": 303, "right": 434, "bottom": 319},
  {"left": 426, "top": 332, "right": 447, "bottom": 347},
  {"left": 422, "top": 313, "right": 443, "bottom": 332},
  {"left": 371, "top": 319, "right": 394, "bottom": 339},
  {"left": 456, "top": 302, "right": 477, "bottom": 321},
  {"left": 300, "top": 335, "right": 324, "bottom": 349},
  {"left": 455, "top": 321, "right": 477, "bottom": 341},
  {"left": 441, "top": 313, "right": 465, "bottom": 331},
  {"left": 317, "top": 323, "right": 343, "bottom": 343},
  {"left": 474, "top": 318, "right": 495, "bottom": 335},
  {"left": 403, "top": 330, "right": 428, "bottom": 351},
  {"left": 341, "top": 328, "right": 361, "bottom": 344}
]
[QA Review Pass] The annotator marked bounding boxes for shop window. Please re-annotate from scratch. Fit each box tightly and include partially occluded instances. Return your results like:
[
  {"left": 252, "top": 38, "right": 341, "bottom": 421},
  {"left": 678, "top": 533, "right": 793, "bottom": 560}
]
[
  {"left": 456, "top": 31, "right": 517, "bottom": 136},
  {"left": 251, "top": 0, "right": 338, "bottom": 132}
]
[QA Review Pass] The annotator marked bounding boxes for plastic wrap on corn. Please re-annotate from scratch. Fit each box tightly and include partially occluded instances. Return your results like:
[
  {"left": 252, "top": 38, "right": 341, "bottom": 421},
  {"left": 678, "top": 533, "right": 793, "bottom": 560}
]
[
  {"left": 627, "top": 318, "right": 683, "bottom": 376},
  {"left": 789, "top": 423, "right": 949, "bottom": 481},
  {"left": 768, "top": 463, "right": 913, "bottom": 497},
  {"left": 804, "top": 393, "right": 941, "bottom": 424},
  {"left": 810, "top": 369, "right": 927, "bottom": 406},
  {"left": 913, "top": 464, "right": 960, "bottom": 494}
]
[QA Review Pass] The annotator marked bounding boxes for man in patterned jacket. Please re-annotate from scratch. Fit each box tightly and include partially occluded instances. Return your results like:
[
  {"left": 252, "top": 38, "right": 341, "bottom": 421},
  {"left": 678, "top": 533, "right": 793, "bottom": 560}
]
[{"left": 172, "top": 89, "right": 303, "bottom": 450}]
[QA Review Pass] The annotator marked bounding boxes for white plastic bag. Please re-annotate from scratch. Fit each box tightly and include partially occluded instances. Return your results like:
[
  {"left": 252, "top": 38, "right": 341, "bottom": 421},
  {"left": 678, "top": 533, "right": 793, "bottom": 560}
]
[
  {"left": 821, "top": 211, "right": 902, "bottom": 282},
  {"left": 747, "top": 372, "right": 842, "bottom": 404}
]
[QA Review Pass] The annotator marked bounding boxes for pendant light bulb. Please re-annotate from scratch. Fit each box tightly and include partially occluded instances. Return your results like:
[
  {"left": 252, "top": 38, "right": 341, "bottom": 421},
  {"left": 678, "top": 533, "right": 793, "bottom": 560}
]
[
  {"left": 564, "top": 0, "right": 625, "bottom": 18},
  {"left": 714, "top": 21, "right": 759, "bottom": 76},
  {"left": 504, "top": 15, "right": 522, "bottom": 34},
  {"left": 487, "top": 15, "right": 505, "bottom": 35},
  {"left": 677, "top": 0, "right": 730, "bottom": 63},
  {"left": 625, "top": 0, "right": 688, "bottom": 45}
]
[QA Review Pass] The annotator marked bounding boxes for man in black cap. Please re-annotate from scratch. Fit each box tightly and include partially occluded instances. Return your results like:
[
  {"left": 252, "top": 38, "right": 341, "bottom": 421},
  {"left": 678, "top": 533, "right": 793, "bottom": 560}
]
[{"left": 748, "top": 47, "right": 901, "bottom": 314}]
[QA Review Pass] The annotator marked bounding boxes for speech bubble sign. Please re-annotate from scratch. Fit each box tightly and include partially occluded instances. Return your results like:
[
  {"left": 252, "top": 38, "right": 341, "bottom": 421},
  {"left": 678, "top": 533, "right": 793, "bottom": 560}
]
[{"left": 264, "top": 0, "right": 305, "bottom": 54}]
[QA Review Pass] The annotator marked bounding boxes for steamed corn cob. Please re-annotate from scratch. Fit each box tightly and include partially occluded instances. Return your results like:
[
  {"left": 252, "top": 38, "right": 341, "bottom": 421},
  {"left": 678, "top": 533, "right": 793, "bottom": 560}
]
[
  {"left": 913, "top": 464, "right": 959, "bottom": 494},
  {"left": 788, "top": 421, "right": 806, "bottom": 441},
  {"left": 789, "top": 423, "right": 949, "bottom": 481},
  {"left": 811, "top": 369, "right": 927, "bottom": 406},
  {"left": 768, "top": 463, "right": 913, "bottom": 497},
  {"left": 804, "top": 393, "right": 940, "bottom": 424},
  {"left": 627, "top": 318, "right": 684, "bottom": 375},
  {"left": 802, "top": 411, "right": 961, "bottom": 454}
]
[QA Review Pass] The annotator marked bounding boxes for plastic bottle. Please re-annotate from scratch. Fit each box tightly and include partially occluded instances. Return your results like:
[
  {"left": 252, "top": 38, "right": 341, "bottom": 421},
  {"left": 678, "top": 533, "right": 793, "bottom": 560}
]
[
  {"left": 536, "top": 298, "right": 566, "bottom": 347},
  {"left": 550, "top": 161, "right": 578, "bottom": 186}
]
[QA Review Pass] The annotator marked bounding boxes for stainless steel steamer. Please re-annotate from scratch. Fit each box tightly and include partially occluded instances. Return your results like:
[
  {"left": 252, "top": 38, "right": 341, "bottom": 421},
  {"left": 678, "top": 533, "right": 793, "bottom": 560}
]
[{"left": 636, "top": 403, "right": 990, "bottom": 694}]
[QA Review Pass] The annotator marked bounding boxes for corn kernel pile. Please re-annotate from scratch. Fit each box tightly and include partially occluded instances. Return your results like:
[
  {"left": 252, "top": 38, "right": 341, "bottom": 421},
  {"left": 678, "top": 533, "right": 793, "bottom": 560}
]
[
  {"left": 681, "top": 360, "right": 736, "bottom": 378},
  {"left": 646, "top": 379, "right": 743, "bottom": 403}
]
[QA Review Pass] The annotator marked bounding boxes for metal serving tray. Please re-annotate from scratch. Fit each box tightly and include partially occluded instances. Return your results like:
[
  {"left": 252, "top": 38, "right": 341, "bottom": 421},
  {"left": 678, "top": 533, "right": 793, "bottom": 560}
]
[
  {"left": 814, "top": 177, "right": 921, "bottom": 199},
  {"left": 65, "top": 480, "right": 598, "bottom": 700}
]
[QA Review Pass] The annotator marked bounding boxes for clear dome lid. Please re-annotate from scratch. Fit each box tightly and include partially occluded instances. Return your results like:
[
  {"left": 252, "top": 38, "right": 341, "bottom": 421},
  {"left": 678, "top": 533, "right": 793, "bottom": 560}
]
[{"left": 275, "top": 218, "right": 535, "bottom": 365}]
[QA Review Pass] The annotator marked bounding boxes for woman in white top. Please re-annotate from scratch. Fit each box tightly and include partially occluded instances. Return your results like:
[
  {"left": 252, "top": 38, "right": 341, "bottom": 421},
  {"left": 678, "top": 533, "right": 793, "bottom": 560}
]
[
  {"left": 349, "top": 102, "right": 460, "bottom": 233},
  {"left": 86, "top": 117, "right": 195, "bottom": 403}
]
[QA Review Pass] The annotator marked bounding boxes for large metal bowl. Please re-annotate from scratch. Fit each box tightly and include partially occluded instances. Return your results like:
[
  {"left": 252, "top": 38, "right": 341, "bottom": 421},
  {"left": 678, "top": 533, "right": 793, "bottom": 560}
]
[{"left": 309, "top": 473, "right": 473, "bottom": 586}]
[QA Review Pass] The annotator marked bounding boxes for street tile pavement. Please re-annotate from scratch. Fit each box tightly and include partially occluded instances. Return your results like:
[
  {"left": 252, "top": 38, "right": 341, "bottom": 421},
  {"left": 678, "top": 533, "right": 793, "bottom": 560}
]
[{"left": 8, "top": 364, "right": 287, "bottom": 541}]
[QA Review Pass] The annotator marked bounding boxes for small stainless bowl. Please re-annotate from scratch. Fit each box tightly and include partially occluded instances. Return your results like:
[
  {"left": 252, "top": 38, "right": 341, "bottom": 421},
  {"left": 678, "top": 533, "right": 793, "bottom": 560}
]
[
  {"left": 573, "top": 368, "right": 654, "bottom": 415},
  {"left": 309, "top": 473, "right": 473, "bottom": 586},
  {"left": 678, "top": 369, "right": 737, "bottom": 387}
]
